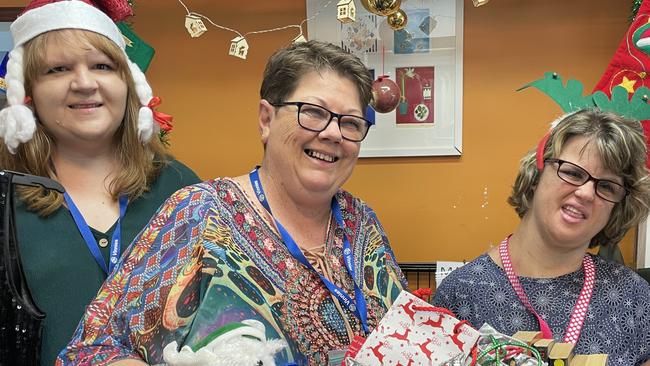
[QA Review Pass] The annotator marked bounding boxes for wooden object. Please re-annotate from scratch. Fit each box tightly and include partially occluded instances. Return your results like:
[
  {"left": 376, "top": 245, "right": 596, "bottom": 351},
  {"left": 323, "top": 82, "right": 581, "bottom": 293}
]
[
  {"left": 512, "top": 331, "right": 543, "bottom": 356},
  {"left": 336, "top": 0, "right": 356, "bottom": 23},
  {"left": 533, "top": 338, "right": 555, "bottom": 363},
  {"left": 228, "top": 36, "right": 249, "bottom": 59},
  {"left": 571, "top": 354, "right": 608, "bottom": 366},
  {"left": 548, "top": 342, "right": 575, "bottom": 365}
]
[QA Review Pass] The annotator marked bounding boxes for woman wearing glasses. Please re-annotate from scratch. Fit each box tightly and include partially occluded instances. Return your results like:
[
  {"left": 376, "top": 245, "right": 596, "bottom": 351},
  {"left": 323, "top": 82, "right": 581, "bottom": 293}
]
[
  {"left": 433, "top": 110, "right": 650, "bottom": 365},
  {"left": 59, "top": 40, "right": 406, "bottom": 366}
]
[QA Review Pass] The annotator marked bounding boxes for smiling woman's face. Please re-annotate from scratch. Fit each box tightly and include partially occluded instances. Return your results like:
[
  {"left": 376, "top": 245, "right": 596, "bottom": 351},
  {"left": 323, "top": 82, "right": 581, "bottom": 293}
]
[
  {"left": 259, "top": 70, "right": 364, "bottom": 198},
  {"left": 30, "top": 30, "right": 127, "bottom": 148}
]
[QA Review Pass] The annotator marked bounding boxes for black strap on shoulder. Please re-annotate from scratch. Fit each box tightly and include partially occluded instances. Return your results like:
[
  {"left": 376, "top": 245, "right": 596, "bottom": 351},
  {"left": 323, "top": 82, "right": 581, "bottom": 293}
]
[{"left": 0, "top": 170, "right": 63, "bottom": 366}]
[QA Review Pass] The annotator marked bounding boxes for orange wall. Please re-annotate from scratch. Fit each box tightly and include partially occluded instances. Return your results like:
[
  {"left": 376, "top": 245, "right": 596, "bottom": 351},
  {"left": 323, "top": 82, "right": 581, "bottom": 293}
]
[
  {"left": 134, "top": 0, "right": 637, "bottom": 265},
  {"left": 6, "top": 0, "right": 638, "bottom": 264}
]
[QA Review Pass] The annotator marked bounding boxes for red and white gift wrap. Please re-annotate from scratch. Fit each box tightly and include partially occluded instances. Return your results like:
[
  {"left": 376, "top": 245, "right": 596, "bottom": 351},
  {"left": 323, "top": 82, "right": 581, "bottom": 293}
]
[{"left": 353, "top": 291, "right": 479, "bottom": 366}]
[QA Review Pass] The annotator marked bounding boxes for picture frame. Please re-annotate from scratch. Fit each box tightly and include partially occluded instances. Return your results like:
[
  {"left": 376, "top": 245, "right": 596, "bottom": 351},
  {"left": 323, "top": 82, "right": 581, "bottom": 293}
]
[
  {"left": 306, "top": 0, "right": 463, "bottom": 157},
  {"left": 0, "top": 7, "right": 21, "bottom": 109},
  {"left": 0, "top": 7, "right": 21, "bottom": 22}
]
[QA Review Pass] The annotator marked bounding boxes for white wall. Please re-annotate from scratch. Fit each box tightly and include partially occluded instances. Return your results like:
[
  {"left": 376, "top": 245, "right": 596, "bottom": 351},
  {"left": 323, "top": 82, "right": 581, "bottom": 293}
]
[{"left": 638, "top": 220, "right": 650, "bottom": 268}]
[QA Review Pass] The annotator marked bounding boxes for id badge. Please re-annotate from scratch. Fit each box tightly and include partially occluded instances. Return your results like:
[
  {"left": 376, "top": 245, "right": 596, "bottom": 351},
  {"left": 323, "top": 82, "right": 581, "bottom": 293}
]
[{"left": 327, "top": 348, "right": 348, "bottom": 366}]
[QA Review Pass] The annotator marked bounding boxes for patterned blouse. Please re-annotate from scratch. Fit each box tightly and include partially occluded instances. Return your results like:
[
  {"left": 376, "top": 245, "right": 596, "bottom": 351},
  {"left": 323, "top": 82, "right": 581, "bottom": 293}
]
[
  {"left": 57, "top": 178, "right": 406, "bottom": 365},
  {"left": 432, "top": 253, "right": 650, "bottom": 366}
]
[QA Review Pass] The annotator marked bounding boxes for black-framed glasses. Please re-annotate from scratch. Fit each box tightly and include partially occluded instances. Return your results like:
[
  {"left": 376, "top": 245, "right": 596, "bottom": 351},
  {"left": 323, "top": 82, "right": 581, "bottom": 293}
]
[
  {"left": 544, "top": 158, "right": 628, "bottom": 203},
  {"left": 271, "top": 101, "right": 374, "bottom": 142}
]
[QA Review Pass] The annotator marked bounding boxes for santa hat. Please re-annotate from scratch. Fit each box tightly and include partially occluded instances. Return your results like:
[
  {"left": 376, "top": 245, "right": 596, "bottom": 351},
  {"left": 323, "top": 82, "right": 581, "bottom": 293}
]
[{"left": 0, "top": 0, "right": 159, "bottom": 153}]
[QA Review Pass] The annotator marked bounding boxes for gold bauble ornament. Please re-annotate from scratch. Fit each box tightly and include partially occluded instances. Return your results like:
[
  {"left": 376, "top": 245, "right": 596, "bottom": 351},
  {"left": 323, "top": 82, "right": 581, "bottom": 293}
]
[
  {"left": 360, "top": 0, "right": 401, "bottom": 16},
  {"left": 387, "top": 9, "right": 407, "bottom": 30},
  {"left": 359, "top": 0, "right": 374, "bottom": 12},
  {"left": 372, "top": 0, "right": 402, "bottom": 16}
]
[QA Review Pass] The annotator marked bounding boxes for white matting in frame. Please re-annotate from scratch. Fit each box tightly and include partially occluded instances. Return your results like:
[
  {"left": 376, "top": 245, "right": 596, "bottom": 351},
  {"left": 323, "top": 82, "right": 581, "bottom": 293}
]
[{"left": 306, "top": 0, "right": 463, "bottom": 157}]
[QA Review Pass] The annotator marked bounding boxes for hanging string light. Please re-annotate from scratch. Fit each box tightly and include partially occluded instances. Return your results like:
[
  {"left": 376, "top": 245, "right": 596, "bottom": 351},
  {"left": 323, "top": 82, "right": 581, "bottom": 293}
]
[
  {"left": 176, "top": 0, "right": 334, "bottom": 59},
  {"left": 472, "top": 0, "right": 490, "bottom": 7}
]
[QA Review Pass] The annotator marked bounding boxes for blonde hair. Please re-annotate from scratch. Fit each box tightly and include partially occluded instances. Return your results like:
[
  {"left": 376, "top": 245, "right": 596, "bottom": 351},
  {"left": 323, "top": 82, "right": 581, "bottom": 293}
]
[
  {"left": 508, "top": 109, "right": 650, "bottom": 247},
  {"left": 0, "top": 29, "right": 168, "bottom": 216}
]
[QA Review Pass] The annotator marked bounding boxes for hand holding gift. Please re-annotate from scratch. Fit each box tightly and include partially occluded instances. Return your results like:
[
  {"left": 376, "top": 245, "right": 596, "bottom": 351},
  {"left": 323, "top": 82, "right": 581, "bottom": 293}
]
[{"left": 352, "top": 291, "right": 480, "bottom": 365}]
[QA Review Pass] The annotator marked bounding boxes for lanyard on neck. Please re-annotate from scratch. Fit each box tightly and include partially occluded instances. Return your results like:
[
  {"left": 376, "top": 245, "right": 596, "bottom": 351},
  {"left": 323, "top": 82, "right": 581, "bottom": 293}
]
[
  {"left": 64, "top": 192, "right": 128, "bottom": 275},
  {"left": 249, "top": 167, "right": 369, "bottom": 334},
  {"left": 499, "top": 236, "right": 595, "bottom": 344}
]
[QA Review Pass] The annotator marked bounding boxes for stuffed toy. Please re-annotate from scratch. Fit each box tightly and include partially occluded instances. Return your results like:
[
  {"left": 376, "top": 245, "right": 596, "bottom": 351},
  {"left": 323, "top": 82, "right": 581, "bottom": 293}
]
[{"left": 163, "top": 319, "right": 287, "bottom": 366}]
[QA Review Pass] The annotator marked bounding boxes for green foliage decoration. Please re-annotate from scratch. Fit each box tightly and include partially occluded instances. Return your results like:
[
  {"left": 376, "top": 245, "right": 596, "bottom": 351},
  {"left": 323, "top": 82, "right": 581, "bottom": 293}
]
[{"left": 518, "top": 72, "right": 650, "bottom": 122}]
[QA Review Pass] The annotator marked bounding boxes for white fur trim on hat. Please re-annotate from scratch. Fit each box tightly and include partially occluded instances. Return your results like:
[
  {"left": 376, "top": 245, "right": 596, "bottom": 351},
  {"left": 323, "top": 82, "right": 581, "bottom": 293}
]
[
  {"left": 0, "top": 0, "right": 156, "bottom": 154},
  {"left": 11, "top": 1, "right": 124, "bottom": 48},
  {"left": 0, "top": 47, "right": 36, "bottom": 153},
  {"left": 129, "top": 59, "right": 158, "bottom": 142}
]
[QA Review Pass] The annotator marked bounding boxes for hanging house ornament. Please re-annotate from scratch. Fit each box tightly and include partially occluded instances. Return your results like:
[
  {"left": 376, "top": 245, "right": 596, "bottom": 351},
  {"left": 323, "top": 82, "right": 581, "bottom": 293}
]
[
  {"left": 292, "top": 34, "right": 307, "bottom": 43},
  {"left": 337, "top": 0, "right": 356, "bottom": 24},
  {"left": 185, "top": 14, "right": 207, "bottom": 38},
  {"left": 472, "top": 0, "right": 490, "bottom": 7},
  {"left": 229, "top": 36, "right": 249, "bottom": 59}
]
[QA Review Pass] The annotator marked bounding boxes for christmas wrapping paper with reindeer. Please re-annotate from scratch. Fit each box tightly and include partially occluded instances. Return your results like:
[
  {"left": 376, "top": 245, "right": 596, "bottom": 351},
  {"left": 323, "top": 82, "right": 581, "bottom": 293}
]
[{"left": 353, "top": 291, "right": 480, "bottom": 365}]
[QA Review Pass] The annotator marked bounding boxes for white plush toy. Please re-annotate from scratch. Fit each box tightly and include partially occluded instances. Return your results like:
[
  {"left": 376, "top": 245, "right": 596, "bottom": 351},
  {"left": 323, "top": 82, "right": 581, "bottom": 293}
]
[{"left": 163, "top": 319, "right": 287, "bottom": 366}]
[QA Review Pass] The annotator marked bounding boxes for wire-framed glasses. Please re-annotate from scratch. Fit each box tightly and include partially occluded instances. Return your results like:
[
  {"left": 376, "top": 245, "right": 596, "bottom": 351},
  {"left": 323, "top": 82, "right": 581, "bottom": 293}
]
[
  {"left": 544, "top": 158, "right": 628, "bottom": 203},
  {"left": 271, "top": 101, "right": 374, "bottom": 142}
]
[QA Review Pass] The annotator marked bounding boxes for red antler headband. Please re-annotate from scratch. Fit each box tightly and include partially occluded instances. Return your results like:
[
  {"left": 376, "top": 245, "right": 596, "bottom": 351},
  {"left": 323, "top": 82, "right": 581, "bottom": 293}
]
[{"left": 534, "top": 112, "right": 578, "bottom": 171}]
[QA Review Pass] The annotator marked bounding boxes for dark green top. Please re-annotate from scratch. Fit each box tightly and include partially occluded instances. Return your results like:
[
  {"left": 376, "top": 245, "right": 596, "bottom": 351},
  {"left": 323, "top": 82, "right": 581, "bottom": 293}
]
[{"left": 16, "top": 159, "right": 200, "bottom": 366}]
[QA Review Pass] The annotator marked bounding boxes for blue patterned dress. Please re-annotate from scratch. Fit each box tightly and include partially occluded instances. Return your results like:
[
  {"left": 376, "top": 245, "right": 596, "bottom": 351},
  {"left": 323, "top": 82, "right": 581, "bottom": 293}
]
[
  {"left": 432, "top": 253, "right": 650, "bottom": 366},
  {"left": 57, "top": 178, "right": 406, "bottom": 365}
]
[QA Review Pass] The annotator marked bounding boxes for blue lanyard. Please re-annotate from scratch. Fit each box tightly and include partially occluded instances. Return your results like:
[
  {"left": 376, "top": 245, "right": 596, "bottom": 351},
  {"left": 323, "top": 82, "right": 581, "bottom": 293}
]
[
  {"left": 249, "top": 168, "right": 369, "bottom": 334},
  {"left": 63, "top": 192, "right": 128, "bottom": 275}
]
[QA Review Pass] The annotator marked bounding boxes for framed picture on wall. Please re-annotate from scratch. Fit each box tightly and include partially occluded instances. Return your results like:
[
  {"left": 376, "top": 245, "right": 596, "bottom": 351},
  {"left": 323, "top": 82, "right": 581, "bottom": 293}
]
[
  {"left": 306, "top": 0, "right": 463, "bottom": 157},
  {"left": 0, "top": 7, "right": 22, "bottom": 110}
]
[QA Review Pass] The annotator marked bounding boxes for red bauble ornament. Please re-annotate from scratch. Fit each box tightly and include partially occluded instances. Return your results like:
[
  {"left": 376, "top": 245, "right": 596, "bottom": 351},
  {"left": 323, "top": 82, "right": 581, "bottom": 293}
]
[{"left": 370, "top": 75, "right": 401, "bottom": 113}]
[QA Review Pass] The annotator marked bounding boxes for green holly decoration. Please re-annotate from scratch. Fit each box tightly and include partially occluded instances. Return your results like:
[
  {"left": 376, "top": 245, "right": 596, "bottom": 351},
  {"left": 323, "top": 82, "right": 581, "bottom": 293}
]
[
  {"left": 519, "top": 72, "right": 650, "bottom": 122},
  {"left": 158, "top": 130, "right": 170, "bottom": 147},
  {"left": 516, "top": 72, "right": 593, "bottom": 112},
  {"left": 593, "top": 86, "right": 650, "bottom": 120}
]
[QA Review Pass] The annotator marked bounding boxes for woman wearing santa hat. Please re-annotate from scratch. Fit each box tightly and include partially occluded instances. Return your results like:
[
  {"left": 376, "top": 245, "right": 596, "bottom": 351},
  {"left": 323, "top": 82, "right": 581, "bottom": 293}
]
[{"left": 0, "top": 1, "right": 199, "bottom": 364}]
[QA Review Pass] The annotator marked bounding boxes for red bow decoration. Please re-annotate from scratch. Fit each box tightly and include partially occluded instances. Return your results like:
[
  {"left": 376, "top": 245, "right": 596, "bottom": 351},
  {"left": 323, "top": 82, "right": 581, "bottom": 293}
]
[
  {"left": 147, "top": 96, "right": 173, "bottom": 133},
  {"left": 412, "top": 287, "right": 433, "bottom": 301}
]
